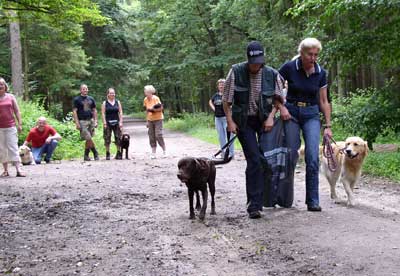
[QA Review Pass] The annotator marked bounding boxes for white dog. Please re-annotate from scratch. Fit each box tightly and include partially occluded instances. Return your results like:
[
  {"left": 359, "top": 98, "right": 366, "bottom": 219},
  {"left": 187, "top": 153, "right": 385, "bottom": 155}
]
[
  {"left": 321, "top": 137, "right": 369, "bottom": 206},
  {"left": 18, "top": 145, "right": 36, "bottom": 165}
]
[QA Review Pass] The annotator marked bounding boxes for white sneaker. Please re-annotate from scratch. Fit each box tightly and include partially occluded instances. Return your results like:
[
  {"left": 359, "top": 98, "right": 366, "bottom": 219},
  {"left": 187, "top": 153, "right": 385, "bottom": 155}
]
[
  {"left": 163, "top": 151, "right": 168, "bottom": 157},
  {"left": 150, "top": 153, "right": 156, "bottom": 159}
]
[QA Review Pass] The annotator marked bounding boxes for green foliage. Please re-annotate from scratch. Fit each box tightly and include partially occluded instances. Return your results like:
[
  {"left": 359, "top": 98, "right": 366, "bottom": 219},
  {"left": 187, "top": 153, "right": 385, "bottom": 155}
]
[
  {"left": 332, "top": 84, "right": 400, "bottom": 148},
  {"left": 1, "top": 0, "right": 109, "bottom": 27},
  {"left": 165, "top": 112, "right": 213, "bottom": 132},
  {"left": 289, "top": 0, "right": 400, "bottom": 70},
  {"left": 363, "top": 151, "right": 400, "bottom": 182},
  {"left": 18, "top": 99, "right": 109, "bottom": 160}
]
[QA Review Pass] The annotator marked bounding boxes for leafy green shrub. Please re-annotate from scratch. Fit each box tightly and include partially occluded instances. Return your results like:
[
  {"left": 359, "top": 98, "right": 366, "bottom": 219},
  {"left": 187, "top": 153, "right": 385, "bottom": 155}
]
[
  {"left": 332, "top": 84, "right": 400, "bottom": 149},
  {"left": 363, "top": 151, "right": 400, "bottom": 182},
  {"left": 18, "top": 99, "right": 108, "bottom": 160}
]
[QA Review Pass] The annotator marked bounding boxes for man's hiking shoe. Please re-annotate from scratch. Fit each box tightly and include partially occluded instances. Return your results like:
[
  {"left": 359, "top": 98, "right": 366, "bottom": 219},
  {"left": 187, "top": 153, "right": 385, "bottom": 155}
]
[
  {"left": 248, "top": 210, "right": 261, "bottom": 219},
  {"left": 307, "top": 205, "right": 322, "bottom": 212},
  {"left": 115, "top": 151, "right": 122, "bottom": 160},
  {"left": 92, "top": 148, "right": 99, "bottom": 161},
  {"left": 84, "top": 149, "right": 91, "bottom": 161},
  {"left": 106, "top": 152, "right": 110, "bottom": 160}
]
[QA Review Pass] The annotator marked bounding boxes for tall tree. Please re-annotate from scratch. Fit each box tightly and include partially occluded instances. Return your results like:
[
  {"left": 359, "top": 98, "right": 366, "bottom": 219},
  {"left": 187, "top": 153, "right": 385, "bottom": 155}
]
[{"left": 8, "top": 11, "right": 23, "bottom": 97}]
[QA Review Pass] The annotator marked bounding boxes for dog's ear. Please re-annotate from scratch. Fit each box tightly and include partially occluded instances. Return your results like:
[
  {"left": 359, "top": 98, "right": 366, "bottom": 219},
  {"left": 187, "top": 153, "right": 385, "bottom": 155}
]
[{"left": 363, "top": 141, "right": 369, "bottom": 157}]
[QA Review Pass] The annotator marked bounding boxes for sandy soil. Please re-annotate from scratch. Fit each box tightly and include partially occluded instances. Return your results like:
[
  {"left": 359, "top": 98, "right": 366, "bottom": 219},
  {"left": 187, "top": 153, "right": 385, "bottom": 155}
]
[{"left": 1, "top": 120, "right": 399, "bottom": 276}]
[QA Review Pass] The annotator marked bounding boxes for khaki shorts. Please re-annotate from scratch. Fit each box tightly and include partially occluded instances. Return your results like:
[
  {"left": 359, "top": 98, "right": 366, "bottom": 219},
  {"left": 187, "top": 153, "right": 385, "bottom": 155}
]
[
  {"left": 79, "top": 120, "right": 95, "bottom": 141},
  {"left": 0, "top": 127, "right": 20, "bottom": 163}
]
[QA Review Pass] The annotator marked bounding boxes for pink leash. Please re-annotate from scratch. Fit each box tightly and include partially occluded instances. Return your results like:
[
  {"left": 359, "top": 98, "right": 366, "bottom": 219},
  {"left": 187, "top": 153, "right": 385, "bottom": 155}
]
[{"left": 322, "top": 134, "right": 342, "bottom": 172}]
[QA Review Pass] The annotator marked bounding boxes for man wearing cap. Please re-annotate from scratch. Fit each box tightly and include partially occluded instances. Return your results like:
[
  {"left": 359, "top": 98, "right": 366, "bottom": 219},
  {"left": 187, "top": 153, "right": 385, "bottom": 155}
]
[{"left": 223, "top": 41, "right": 284, "bottom": 219}]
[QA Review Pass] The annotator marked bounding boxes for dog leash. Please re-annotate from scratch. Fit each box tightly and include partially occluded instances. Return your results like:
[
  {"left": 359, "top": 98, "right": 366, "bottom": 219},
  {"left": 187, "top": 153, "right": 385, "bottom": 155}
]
[
  {"left": 213, "top": 135, "right": 237, "bottom": 160},
  {"left": 322, "top": 134, "right": 344, "bottom": 172}
]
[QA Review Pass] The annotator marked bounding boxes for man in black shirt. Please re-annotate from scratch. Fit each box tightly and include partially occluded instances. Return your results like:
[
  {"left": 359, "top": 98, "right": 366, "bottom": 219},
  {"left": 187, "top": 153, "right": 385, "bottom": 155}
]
[{"left": 72, "top": 84, "right": 99, "bottom": 161}]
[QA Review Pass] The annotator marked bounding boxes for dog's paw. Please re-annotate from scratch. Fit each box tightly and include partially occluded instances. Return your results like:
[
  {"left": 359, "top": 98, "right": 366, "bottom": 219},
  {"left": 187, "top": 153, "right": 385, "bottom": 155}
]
[
  {"left": 199, "top": 211, "right": 206, "bottom": 220},
  {"left": 210, "top": 209, "right": 216, "bottom": 215},
  {"left": 195, "top": 204, "right": 201, "bottom": 211},
  {"left": 347, "top": 199, "right": 356, "bottom": 207},
  {"left": 189, "top": 213, "right": 196, "bottom": 220}
]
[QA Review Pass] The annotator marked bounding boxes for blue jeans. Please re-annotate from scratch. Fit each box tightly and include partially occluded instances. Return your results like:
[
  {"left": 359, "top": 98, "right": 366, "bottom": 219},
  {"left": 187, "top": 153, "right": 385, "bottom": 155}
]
[
  {"left": 215, "top": 116, "right": 234, "bottom": 157},
  {"left": 237, "top": 116, "right": 263, "bottom": 213},
  {"left": 284, "top": 103, "right": 321, "bottom": 207},
  {"left": 32, "top": 140, "right": 58, "bottom": 164}
]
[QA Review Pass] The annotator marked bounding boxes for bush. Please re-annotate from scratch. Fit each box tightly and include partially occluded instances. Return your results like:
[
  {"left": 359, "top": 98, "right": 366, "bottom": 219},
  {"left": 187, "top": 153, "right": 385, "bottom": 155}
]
[
  {"left": 18, "top": 99, "right": 109, "bottom": 160},
  {"left": 363, "top": 151, "right": 400, "bottom": 182},
  {"left": 332, "top": 84, "right": 400, "bottom": 149}
]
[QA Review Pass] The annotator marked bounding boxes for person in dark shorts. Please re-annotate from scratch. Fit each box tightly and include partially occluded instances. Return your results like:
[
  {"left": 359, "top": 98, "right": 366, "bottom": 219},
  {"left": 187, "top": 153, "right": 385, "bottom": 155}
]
[
  {"left": 101, "top": 87, "right": 123, "bottom": 160},
  {"left": 72, "top": 84, "right": 99, "bottom": 161},
  {"left": 209, "top": 79, "right": 234, "bottom": 158}
]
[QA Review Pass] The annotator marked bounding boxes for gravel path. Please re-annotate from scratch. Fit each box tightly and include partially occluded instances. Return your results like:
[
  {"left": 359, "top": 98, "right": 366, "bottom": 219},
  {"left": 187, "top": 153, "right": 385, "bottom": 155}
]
[{"left": 1, "top": 120, "right": 399, "bottom": 276}]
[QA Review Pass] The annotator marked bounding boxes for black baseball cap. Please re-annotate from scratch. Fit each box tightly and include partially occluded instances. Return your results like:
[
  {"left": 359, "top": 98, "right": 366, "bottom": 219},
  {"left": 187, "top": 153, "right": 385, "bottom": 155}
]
[{"left": 247, "top": 41, "right": 265, "bottom": 64}]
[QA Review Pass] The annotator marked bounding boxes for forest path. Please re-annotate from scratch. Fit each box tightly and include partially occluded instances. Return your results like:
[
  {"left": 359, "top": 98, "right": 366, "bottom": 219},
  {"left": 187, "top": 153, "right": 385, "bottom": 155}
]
[{"left": 1, "top": 120, "right": 399, "bottom": 276}]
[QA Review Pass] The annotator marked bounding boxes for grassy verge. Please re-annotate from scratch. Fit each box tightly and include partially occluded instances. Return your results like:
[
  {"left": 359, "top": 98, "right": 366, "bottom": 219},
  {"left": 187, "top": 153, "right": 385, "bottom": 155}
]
[{"left": 164, "top": 113, "right": 242, "bottom": 151}]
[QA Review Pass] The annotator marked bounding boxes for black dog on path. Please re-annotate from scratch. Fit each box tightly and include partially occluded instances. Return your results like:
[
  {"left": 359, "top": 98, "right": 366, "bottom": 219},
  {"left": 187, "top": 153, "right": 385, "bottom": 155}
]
[
  {"left": 177, "top": 157, "right": 230, "bottom": 220},
  {"left": 119, "top": 134, "right": 130, "bottom": 159}
]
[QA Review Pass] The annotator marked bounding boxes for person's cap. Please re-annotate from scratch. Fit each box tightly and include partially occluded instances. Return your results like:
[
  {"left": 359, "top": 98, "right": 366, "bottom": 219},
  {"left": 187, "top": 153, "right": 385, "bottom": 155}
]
[{"left": 247, "top": 41, "right": 265, "bottom": 64}]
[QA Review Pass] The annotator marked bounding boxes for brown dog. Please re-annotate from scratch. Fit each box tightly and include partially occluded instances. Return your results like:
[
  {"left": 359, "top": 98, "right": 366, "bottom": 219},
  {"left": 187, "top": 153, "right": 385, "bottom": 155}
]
[
  {"left": 119, "top": 134, "right": 130, "bottom": 159},
  {"left": 177, "top": 157, "right": 217, "bottom": 220},
  {"left": 321, "top": 137, "right": 369, "bottom": 206}
]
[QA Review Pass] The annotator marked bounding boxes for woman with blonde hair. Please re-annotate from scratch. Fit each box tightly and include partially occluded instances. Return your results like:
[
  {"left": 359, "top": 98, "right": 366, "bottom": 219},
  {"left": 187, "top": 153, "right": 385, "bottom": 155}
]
[
  {"left": 0, "top": 77, "right": 25, "bottom": 177},
  {"left": 278, "top": 38, "right": 332, "bottom": 212},
  {"left": 143, "top": 85, "right": 166, "bottom": 159}
]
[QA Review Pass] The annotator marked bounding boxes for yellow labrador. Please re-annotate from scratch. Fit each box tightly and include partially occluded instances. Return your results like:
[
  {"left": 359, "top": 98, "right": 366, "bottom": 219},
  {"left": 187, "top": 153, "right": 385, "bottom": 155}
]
[
  {"left": 321, "top": 137, "right": 368, "bottom": 206},
  {"left": 19, "top": 145, "right": 35, "bottom": 165}
]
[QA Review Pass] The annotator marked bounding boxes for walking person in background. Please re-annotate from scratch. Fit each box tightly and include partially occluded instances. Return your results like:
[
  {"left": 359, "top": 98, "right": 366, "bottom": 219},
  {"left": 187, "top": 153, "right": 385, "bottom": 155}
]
[
  {"left": 101, "top": 87, "right": 123, "bottom": 160},
  {"left": 143, "top": 85, "right": 166, "bottom": 159},
  {"left": 222, "top": 41, "right": 284, "bottom": 219},
  {"left": 72, "top": 84, "right": 99, "bottom": 161},
  {"left": 23, "top": 116, "right": 62, "bottom": 164},
  {"left": 209, "top": 79, "right": 234, "bottom": 159},
  {"left": 0, "top": 77, "right": 25, "bottom": 177},
  {"left": 278, "top": 37, "right": 332, "bottom": 212}
]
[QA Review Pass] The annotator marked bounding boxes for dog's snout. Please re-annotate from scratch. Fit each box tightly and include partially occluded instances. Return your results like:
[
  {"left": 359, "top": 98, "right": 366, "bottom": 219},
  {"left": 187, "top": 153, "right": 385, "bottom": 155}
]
[{"left": 346, "top": 149, "right": 352, "bottom": 154}]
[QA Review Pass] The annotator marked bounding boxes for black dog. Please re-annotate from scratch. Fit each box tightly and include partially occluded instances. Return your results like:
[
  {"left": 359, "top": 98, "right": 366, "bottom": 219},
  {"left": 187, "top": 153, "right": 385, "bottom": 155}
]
[
  {"left": 177, "top": 157, "right": 230, "bottom": 220},
  {"left": 119, "top": 133, "right": 130, "bottom": 159}
]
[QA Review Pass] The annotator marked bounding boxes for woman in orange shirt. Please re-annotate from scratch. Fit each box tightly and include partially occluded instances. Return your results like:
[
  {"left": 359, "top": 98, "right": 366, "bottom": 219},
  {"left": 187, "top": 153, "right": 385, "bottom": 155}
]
[{"left": 143, "top": 85, "right": 166, "bottom": 159}]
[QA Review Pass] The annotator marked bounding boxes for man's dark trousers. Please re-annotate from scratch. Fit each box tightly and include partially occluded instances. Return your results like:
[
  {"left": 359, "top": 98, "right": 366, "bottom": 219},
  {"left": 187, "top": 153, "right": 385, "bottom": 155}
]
[{"left": 237, "top": 116, "right": 264, "bottom": 213}]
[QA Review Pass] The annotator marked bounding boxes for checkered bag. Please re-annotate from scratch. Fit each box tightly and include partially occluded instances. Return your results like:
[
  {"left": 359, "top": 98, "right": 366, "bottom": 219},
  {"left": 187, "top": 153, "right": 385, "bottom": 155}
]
[{"left": 260, "top": 119, "right": 296, "bottom": 208}]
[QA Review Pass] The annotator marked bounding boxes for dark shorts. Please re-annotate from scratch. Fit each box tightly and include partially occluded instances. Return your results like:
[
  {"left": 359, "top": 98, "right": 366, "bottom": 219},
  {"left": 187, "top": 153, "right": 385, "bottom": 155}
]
[{"left": 103, "top": 124, "right": 121, "bottom": 146}]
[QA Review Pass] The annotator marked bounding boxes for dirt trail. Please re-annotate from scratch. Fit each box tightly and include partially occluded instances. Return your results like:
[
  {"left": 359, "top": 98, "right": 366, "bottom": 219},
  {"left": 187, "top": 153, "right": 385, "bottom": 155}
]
[{"left": 1, "top": 120, "right": 399, "bottom": 276}]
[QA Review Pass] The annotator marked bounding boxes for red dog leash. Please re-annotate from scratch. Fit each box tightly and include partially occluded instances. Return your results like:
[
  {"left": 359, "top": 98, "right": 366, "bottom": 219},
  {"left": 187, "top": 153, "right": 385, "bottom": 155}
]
[{"left": 322, "top": 134, "right": 343, "bottom": 172}]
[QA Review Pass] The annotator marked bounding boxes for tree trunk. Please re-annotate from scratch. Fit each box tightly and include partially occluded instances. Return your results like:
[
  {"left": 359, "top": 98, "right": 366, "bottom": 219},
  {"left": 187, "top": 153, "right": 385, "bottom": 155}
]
[
  {"left": 9, "top": 12, "right": 24, "bottom": 97},
  {"left": 23, "top": 23, "right": 29, "bottom": 100},
  {"left": 337, "top": 60, "right": 345, "bottom": 100}
]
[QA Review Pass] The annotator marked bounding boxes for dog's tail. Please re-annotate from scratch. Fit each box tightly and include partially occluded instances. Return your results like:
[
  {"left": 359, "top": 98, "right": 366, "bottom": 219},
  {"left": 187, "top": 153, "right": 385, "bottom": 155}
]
[{"left": 210, "top": 156, "right": 233, "bottom": 165}]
